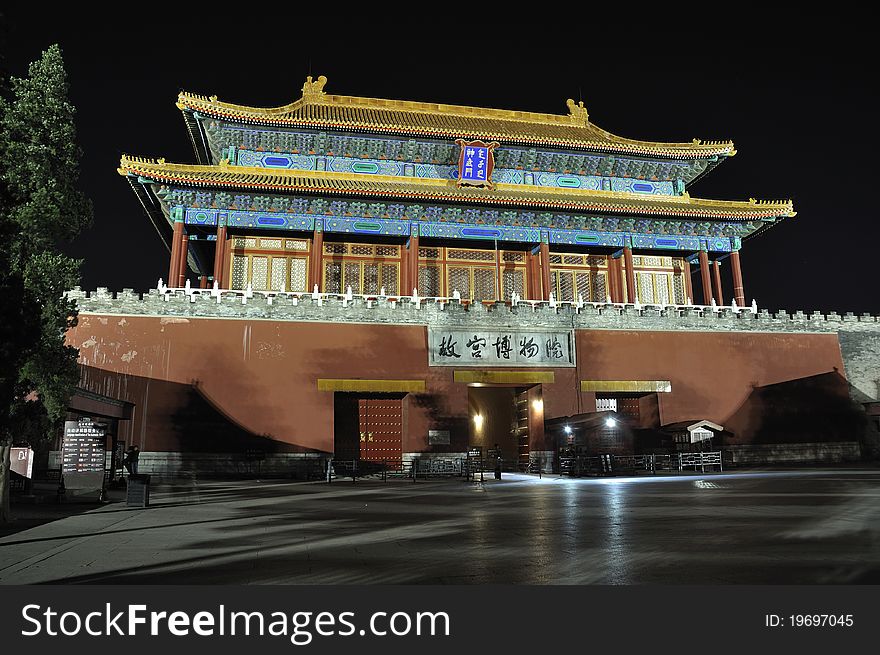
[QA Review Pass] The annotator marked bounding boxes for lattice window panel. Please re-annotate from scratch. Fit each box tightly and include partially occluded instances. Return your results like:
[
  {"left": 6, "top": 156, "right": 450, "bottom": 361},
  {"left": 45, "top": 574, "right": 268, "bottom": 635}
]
[
  {"left": 550, "top": 271, "right": 560, "bottom": 298},
  {"left": 643, "top": 256, "right": 662, "bottom": 267},
  {"left": 419, "top": 247, "right": 441, "bottom": 259},
  {"left": 270, "top": 257, "right": 287, "bottom": 291},
  {"left": 632, "top": 256, "right": 643, "bottom": 266},
  {"left": 503, "top": 269, "right": 525, "bottom": 300},
  {"left": 563, "top": 255, "right": 585, "bottom": 265},
  {"left": 502, "top": 251, "right": 525, "bottom": 263},
  {"left": 549, "top": 254, "right": 563, "bottom": 264},
  {"left": 232, "top": 237, "right": 258, "bottom": 248},
  {"left": 350, "top": 244, "right": 374, "bottom": 256},
  {"left": 448, "top": 248, "right": 494, "bottom": 262},
  {"left": 290, "top": 258, "right": 308, "bottom": 292},
  {"left": 260, "top": 238, "right": 283, "bottom": 249},
  {"left": 587, "top": 256, "right": 608, "bottom": 267},
  {"left": 362, "top": 263, "right": 380, "bottom": 295},
  {"left": 473, "top": 268, "right": 496, "bottom": 300},
  {"left": 419, "top": 265, "right": 441, "bottom": 296},
  {"left": 591, "top": 272, "right": 607, "bottom": 302},
  {"left": 655, "top": 273, "right": 671, "bottom": 305},
  {"left": 448, "top": 267, "right": 470, "bottom": 299},
  {"left": 231, "top": 255, "right": 248, "bottom": 289},
  {"left": 661, "top": 257, "right": 673, "bottom": 267},
  {"left": 324, "top": 261, "right": 342, "bottom": 294},
  {"left": 344, "top": 262, "right": 361, "bottom": 292},
  {"left": 381, "top": 264, "right": 399, "bottom": 295},
  {"left": 575, "top": 272, "right": 591, "bottom": 301},
  {"left": 559, "top": 271, "right": 575, "bottom": 302},
  {"left": 376, "top": 246, "right": 400, "bottom": 257},
  {"left": 673, "top": 272, "right": 685, "bottom": 304},
  {"left": 251, "top": 257, "right": 269, "bottom": 291},
  {"left": 324, "top": 243, "right": 347, "bottom": 255},
  {"left": 637, "top": 272, "right": 654, "bottom": 304},
  {"left": 285, "top": 239, "right": 309, "bottom": 251}
]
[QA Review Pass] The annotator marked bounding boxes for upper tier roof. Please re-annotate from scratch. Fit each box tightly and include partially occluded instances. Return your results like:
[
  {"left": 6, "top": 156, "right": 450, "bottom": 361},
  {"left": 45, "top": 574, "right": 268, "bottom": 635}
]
[
  {"left": 177, "top": 75, "right": 736, "bottom": 161},
  {"left": 119, "top": 156, "right": 793, "bottom": 221}
]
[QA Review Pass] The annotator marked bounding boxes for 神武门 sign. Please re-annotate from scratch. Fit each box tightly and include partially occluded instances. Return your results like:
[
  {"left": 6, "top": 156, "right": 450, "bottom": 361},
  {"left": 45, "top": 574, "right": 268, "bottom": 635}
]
[
  {"left": 455, "top": 139, "right": 499, "bottom": 189},
  {"left": 428, "top": 328, "right": 575, "bottom": 367}
]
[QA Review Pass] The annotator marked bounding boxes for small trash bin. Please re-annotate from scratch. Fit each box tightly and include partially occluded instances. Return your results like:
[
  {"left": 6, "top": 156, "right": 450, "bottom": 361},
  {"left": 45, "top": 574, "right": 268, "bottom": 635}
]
[{"left": 126, "top": 474, "right": 151, "bottom": 507}]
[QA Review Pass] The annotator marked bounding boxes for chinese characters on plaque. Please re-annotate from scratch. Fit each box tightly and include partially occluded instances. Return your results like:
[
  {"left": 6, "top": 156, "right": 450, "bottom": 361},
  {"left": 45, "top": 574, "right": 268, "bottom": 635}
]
[
  {"left": 429, "top": 328, "right": 574, "bottom": 367},
  {"left": 455, "top": 139, "right": 499, "bottom": 189}
]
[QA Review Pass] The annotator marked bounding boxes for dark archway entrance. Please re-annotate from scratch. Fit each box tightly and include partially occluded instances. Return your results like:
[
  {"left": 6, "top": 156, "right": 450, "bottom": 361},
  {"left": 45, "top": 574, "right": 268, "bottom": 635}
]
[{"left": 467, "top": 385, "right": 545, "bottom": 470}]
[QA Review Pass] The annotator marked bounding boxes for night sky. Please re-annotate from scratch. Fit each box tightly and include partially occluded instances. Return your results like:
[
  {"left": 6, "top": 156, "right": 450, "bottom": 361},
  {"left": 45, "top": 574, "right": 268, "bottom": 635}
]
[{"left": 3, "top": 14, "right": 876, "bottom": 313}]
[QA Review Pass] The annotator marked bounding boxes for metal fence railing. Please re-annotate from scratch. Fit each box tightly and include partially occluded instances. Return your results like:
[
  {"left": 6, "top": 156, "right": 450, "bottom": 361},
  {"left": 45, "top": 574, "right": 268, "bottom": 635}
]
[
  {"left": 325, "top": 457, "right": 468, "bottom": 483},
  {"left": 306, "top": 452, "right": 725, "bottom": 483},
  {"left": 559, "top": 452, "right": 723, "bottom": 477}
]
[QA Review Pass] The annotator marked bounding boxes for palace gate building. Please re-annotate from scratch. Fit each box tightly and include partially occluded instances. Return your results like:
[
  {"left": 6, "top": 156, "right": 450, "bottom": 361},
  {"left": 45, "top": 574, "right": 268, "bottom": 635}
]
[{"left": 65, "top": 76, "right": 879, "bottom": 473}]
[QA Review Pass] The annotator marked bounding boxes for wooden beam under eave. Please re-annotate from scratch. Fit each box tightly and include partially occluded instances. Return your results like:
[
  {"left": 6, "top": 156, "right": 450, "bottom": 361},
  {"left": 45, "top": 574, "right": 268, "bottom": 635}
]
[
  {"left": 453, "top": 370, "right": 555, "bottom": 385},
  {"left": 317, "top": 379, "right": 425, "bottom": 393}
]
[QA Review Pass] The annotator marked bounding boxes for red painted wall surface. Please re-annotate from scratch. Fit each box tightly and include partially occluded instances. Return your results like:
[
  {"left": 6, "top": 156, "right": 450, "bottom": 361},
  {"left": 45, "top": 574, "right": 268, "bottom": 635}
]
[
  {"left": 68, "top": 316, "right": 845, "bottom": 453},
  {"left": 575, "top": 330, "right": 845, "bottom": 427}
]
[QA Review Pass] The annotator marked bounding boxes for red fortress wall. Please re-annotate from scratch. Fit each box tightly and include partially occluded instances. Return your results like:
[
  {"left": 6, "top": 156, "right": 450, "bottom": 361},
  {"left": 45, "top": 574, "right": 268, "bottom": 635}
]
[{"left": 67, "top": 314, "right": 846, "bottom": 456}]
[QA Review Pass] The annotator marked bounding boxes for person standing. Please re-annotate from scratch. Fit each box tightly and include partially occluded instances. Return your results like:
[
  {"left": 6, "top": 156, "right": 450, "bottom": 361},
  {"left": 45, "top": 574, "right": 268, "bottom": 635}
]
[{"left": 123, "top": 445, "right": 140, "bottom": 475}]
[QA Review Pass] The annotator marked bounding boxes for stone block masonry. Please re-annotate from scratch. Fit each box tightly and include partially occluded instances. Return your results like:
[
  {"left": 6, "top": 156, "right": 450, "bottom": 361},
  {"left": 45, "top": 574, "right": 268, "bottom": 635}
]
[{"left": 68, "top": 287, "right": 880, "bottom": 401}]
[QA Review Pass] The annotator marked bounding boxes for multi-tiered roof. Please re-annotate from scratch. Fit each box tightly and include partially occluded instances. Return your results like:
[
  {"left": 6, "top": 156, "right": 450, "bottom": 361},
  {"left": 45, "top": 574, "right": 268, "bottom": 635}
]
[{"left": 119, "top": 75, "right": 794, "bottom": 270}]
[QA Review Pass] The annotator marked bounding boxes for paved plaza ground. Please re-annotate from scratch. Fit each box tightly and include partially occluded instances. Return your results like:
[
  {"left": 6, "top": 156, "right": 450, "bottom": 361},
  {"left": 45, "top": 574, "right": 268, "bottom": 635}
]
[{"left": 1, "top": 469, "right": 878, "bottom": 584}]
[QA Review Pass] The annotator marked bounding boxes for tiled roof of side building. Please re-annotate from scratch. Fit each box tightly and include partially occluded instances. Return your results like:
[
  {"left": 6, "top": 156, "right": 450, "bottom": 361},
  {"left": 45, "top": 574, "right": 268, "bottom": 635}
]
[
  {"left": 177, "top": 76, "right": 736, "bottom": 160},
  {"left": 119, "top": 156, "right": 794, "bottom": 221}
]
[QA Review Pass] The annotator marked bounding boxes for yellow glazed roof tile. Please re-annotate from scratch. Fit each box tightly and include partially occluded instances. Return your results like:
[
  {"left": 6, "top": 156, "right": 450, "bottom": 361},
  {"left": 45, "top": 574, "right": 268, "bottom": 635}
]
[
  {"left": 176, "top": 76, "right": 736, "bottom": 160},
  {"left": 119, "top": 156, "right": 794, "bottom": 221}
]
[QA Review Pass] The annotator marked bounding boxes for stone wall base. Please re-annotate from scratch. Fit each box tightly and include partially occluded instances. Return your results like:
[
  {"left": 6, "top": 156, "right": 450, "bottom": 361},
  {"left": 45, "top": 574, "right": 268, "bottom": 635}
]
[
  {"left": 726, "top": 442, "right": 862, "bottom": 466},
  {"left": 137, "top": 451, "right": 325, "bottom": 477}
]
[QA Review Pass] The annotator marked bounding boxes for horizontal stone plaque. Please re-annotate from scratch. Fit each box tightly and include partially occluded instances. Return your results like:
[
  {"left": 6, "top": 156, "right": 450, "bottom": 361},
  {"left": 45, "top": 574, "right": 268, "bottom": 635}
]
[{"left": 428, "top": 328, "right": 574, "bottom": 367}]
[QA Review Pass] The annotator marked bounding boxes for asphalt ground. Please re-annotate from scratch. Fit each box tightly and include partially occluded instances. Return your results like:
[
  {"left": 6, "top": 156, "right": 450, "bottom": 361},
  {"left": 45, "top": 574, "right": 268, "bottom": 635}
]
[{"left": 1, "top": 469, "right": 878, "bottom": 584}]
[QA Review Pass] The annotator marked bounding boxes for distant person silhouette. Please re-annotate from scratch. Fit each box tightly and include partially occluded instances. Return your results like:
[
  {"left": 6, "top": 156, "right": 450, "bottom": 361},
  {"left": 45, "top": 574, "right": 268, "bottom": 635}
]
[{"left": 124, "top": 445, "right": 140, "bottom": 475}]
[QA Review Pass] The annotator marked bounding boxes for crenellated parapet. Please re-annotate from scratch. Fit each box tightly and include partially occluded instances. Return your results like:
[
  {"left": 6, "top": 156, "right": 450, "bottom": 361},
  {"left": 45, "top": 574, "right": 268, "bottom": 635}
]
[{"left": 66, "top": 287, "right": 880, "bottom": 336}]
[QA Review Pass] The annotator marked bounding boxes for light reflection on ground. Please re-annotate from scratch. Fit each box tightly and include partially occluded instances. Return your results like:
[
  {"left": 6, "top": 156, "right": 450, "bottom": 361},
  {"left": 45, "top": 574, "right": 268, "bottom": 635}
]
[{"left": 0, "top": 469, "right": 878, "bottom": 584}]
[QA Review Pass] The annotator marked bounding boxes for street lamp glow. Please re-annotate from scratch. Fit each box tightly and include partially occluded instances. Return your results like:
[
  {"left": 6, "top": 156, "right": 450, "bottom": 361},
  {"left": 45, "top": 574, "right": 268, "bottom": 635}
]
[
  {"left": 532, "top": 399, "right": 544, "bottom": 413},
  {"left": 473, "top": 414, "right": 484, "bottom": 431},
  {"left": 605, "top": 417, "right": 617, "bottom": 428},
  {"left": 564, "top": 425, "right": 572, "bottom": 434}
]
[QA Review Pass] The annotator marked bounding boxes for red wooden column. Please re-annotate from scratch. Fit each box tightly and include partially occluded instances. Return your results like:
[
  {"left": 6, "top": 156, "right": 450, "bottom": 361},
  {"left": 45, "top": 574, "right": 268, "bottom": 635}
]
[
  {"left": 730, "top": 250, "right": 746, "bottom": 307},
  {"left": 309, "top": 228, "right": 324, "bottom": 292},
  {"left": 525, "top": 253, "right": 533, "bottom": 299},
  {"left": 532, "top": 252, "right": 542, "bottom": 300},
  {"left": 712, "top": 260, "right": 725, "bottom": 306},
  {"left": 607, "top": 256, "right": 619, "bottom": 302},
  {"left": 168, "top": 219, "right": 183, "bottom": 286},
  {"left": 623, "top": 246, "right": 636, "bottom": 303},
  {"left": 199, "top": 275, "right": 208, "bottom": 289},
  {"left": 220, "top": 234, "right": 231, "bottom": 288},
  {"left": 407, "top": 233, "right": 420, "bottom": 295},
  {"left": 539, "top": 242, "right": 551, "bottom": 301},
  {"left": 698, "top": 249, "right": 712, "bottom": 305},
  {"left": 177, "top": 229, "right": 189, "bottom": 288},
  {"left": 683, "top": 259, "right": 694, "bottom": 304},
  {"left": 213, "top": 223, "right": 227, "bottom": 287}
]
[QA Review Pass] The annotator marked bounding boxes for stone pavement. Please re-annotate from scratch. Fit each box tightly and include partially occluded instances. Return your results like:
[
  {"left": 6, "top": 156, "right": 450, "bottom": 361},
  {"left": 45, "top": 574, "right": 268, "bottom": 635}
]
[{"left": 1, "top": 469, "right": 878, "bottom": 584}]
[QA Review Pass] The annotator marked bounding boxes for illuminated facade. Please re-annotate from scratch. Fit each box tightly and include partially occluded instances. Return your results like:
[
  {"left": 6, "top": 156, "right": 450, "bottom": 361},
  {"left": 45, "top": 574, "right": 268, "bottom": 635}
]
[
  {"left": 63, "top": 77, "right": 874, "bottom": 474},
  {"left": 121, "top": 75, "right": 793, "bottom": 307}
]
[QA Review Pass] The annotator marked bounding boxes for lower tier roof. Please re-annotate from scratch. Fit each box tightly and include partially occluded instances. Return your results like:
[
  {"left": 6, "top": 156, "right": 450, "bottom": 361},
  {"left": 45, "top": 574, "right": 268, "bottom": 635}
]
[{"left": 119, "top": 156, "right": 794, "bottom": 222}]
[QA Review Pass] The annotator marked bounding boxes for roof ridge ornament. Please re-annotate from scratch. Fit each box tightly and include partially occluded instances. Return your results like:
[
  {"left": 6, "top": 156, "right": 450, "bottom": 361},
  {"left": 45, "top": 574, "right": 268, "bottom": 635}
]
[
  {"left": 302, "top": 75, "right": 328, "bottom": 103},
  {"left": 566, "top": 98, "right": 589, "bottom": 125}
]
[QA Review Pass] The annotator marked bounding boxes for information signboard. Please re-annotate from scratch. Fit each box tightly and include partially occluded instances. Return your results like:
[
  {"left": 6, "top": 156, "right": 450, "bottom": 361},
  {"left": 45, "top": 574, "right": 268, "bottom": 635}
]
[{"left": 62, "top": 417, "right": 107, "bottom": 499}]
